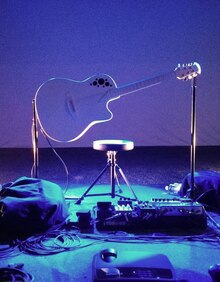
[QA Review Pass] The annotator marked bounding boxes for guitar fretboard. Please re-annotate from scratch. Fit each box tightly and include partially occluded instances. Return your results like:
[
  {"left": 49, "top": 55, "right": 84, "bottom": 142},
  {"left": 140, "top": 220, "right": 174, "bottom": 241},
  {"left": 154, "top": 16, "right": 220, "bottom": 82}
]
[{"left": 108, "top": 70, "right": 175, "bottom": 99}]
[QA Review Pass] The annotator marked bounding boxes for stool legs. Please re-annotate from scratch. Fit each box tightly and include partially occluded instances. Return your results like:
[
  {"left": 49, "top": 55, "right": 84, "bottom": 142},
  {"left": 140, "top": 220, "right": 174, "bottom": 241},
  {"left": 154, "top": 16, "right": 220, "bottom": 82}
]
[
  {"left": 75, "top": 150, "right": 138, "bottom": 204},
  {"left": 75, "top": 163, "right": 109, "bottom": 204},
  {"left": 108, "top": 151, "right": 117, "bottom": 198},
  {"left": 116, "top": 164, "right": 138, "bottom": 200}
]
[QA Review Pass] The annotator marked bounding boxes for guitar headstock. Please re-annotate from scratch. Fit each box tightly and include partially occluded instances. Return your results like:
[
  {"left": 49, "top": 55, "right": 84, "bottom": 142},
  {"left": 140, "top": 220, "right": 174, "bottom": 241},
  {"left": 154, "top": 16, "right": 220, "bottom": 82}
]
[{"left": 175, "top": 62, "right": 201, "bottom": 81}]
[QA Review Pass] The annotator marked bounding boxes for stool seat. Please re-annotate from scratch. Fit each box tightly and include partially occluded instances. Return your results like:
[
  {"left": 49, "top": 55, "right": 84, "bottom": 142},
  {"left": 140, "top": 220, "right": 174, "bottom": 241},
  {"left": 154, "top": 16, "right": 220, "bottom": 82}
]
[{"left": 93, "top": 139, "right": 134, "bottom": 152}]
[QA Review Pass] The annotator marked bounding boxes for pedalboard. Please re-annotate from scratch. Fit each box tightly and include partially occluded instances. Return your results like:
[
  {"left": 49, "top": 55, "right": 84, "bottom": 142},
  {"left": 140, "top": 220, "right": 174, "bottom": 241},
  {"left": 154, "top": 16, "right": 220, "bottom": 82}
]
[{"left": 95, "top": 198, "right": 207, "bottom": 232}]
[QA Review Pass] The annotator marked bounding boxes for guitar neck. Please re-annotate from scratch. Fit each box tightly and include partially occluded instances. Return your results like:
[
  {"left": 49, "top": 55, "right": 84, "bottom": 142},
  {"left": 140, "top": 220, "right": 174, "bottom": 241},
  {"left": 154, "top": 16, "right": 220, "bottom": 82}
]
[{"left": 108, "top": 70, "right": 176, "bottom": 99}]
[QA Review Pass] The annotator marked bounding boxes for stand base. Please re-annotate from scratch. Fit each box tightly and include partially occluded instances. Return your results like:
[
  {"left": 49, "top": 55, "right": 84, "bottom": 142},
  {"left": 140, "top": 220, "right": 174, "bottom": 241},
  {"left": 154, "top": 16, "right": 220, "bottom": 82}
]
[{"left": 75, "top": 150, "right": 138, "bottom": 205}]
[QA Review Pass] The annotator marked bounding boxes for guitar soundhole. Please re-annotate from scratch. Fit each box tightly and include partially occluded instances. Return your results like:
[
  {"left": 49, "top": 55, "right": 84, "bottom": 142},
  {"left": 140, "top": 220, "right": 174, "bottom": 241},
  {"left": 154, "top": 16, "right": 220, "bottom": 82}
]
[{"left": 90, "top": 78, "right": 113, "bottom": 88}]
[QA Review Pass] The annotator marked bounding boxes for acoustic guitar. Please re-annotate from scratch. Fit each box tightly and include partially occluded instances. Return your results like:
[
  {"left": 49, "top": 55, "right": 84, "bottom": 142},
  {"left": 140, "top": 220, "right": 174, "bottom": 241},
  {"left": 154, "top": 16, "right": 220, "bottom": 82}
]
[{"left": 34, "top": 62, "right": 201, "bottom": 142}]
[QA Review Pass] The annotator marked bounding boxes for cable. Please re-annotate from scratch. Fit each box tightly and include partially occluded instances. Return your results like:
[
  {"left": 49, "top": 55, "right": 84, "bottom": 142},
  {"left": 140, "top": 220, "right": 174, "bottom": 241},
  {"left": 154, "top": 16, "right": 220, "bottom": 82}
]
[
  {"left": 75, "top": 229, "right": 220, "bottom": 246},
  {"left": 40, "top": 129, "right": 69, "bottom": 194},
  {"left": 20, "top": 229, "right": 81, "bottom": 255},
  {"left": 205, "top": 210, "right": 220, "bottom": 230},
  {"left": 0, "top": 242, "right": 20, "bottom": 259},
  {"left": 0, "top": 266, "right": 33, "bottom": 282},
  {"left": 6, "top": 222, "right": 219, "bottom": 258}
]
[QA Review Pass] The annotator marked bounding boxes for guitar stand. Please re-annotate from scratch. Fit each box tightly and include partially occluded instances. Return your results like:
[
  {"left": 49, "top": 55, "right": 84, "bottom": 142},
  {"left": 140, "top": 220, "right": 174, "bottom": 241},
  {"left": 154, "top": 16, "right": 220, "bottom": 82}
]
[
  {"left": 189, "top": 77, "right": 197, "bottom": 200},
  {"left": 32, "top": 99, "right": 39, "bottom": 178},
  {"left": 75, "top": 140, "right": 139, "bottom": 205}
]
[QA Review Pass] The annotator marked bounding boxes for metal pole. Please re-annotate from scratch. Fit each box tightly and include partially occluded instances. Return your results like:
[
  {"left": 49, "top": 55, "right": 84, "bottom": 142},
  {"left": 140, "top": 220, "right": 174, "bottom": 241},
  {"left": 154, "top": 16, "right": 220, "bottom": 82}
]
[
  {"left": 109, "top": 151, "right": 116, "bottom": 198},
  {"left": 190, "top": 77, "right": 197, "bottom": 200},
  {"left": 32, "top": 99, "right": 39, "bottom": 178}
]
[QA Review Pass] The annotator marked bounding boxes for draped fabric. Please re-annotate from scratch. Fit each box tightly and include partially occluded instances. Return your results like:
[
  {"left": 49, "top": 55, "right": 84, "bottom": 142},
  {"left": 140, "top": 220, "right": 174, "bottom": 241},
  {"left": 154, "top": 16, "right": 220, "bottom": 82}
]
[
  {"left": 180, "top": 171, "right": 220, "bottom": 211},
  {"left": 0, "top": 177, "right": 69, "bottom": 239}
]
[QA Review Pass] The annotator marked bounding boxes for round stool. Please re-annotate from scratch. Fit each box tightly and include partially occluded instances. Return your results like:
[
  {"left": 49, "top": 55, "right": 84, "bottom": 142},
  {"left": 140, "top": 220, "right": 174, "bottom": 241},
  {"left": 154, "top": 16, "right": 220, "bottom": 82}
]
[
  {"left": 75, "top": 140, "right": 138, "bottom": 204},
  {"left": 93, "top": 139, "right": 134, "bottom": 151}
]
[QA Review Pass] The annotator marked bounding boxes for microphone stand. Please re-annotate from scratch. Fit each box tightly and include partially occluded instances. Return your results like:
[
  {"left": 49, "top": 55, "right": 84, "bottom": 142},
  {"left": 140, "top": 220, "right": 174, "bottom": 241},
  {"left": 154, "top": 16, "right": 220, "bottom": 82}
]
[
  {"left": 190, "top": 76, "right": 197, "bottom": 200},
  {"left": 32, "top": 99, "right": 39, "bottom": 178}
]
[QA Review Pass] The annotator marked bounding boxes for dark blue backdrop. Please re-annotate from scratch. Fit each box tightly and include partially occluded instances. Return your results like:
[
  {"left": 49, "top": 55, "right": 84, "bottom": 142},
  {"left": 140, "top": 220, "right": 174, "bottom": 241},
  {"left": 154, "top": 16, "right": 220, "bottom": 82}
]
[{"left": 0, "top": 0, "right": 220, "bottom": 147}]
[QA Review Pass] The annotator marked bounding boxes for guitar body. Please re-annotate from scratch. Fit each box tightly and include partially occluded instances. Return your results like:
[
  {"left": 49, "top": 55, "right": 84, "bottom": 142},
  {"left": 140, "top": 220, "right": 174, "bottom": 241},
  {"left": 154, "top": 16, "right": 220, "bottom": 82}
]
[{"left": 35, "top": 74, "right": 119, "bottom": 142}]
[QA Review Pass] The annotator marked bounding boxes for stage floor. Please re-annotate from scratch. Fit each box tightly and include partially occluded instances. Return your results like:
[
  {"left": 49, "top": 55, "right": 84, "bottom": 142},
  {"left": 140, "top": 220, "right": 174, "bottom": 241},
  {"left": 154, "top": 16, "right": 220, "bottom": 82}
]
[{"left": 0, "top": 146, "right": 220, "bottom": 281}]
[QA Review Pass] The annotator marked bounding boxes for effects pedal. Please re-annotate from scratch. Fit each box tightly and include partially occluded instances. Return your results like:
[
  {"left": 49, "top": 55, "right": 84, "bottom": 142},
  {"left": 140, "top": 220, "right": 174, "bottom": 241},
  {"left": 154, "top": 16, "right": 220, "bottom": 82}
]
[{"left": 93, "top": 250, "right": 177, "bottom": 281}]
